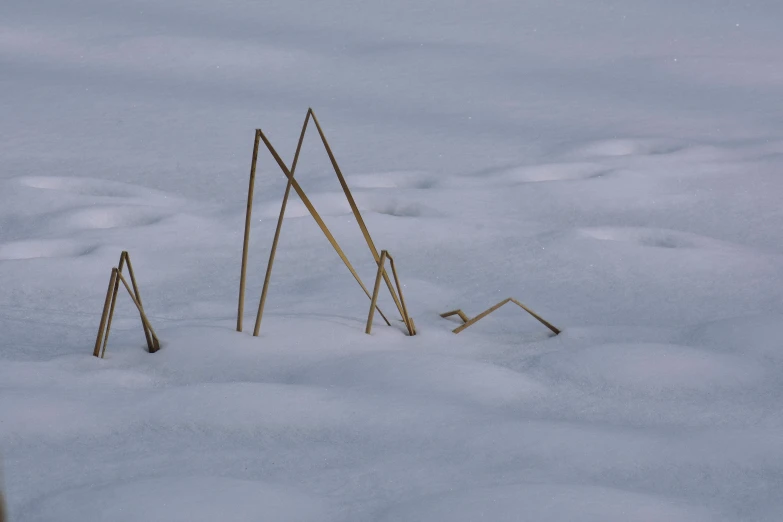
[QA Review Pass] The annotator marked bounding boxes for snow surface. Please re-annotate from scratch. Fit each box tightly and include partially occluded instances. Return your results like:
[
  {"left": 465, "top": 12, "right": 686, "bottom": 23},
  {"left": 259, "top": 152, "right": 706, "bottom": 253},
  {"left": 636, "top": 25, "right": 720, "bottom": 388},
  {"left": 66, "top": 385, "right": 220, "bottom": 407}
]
[{"left": 2, "top": 0, "right": 783, "bottom": 520}]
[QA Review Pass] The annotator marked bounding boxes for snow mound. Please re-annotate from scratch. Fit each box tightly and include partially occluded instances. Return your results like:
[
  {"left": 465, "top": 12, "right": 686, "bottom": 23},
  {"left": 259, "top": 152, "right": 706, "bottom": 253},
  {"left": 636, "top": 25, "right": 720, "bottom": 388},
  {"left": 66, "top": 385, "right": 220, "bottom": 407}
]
[
  {"left": 22, "top": 477, "right": 331, "bottom": 522},
  {"left": 383, "top": 484, "right": 717, "bottom": 522}
]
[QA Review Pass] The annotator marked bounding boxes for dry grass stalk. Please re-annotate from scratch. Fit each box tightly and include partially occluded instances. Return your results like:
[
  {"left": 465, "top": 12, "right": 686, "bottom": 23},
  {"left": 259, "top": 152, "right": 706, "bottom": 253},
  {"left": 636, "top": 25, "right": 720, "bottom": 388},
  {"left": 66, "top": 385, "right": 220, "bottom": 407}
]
[
  {"left": 366, "top": 250, "right": 415, "bottom": 335},
  {"left": 122, "top": 252, "right": 153, "bottom": 349},
  {"left": 386, "top": 252, "right": 415, "bottom": 335},
  {"left": 310, "top": 111, "right": 408, "bottom": 322},
  {"left": 237, "top": 129, "right": 262, "bottom": 332},
  {"left": 366, "top": 250, "right": 388, "bottom": 334},
  {"left": 252, "top": 126, "right": 391, "bottom": 334},
  {"left": 93, "top": 251, "right": 160, "bottom": 358},
  {"left": 114, "top": 271, "right": 161, "bottom": 352},
  {"left": 99, "top": 251, "right": 153, "bottom": 356},
  {"left": 440, "top": 309, "right": 470, "bottom": 324},
  {"left": 244, "top": 109, "right": 419, "bottom": 336},
  {"left": 93, "top": 266, "right": 118, "bottom": 357},
  {"left": 441, "top": 298, "right": 560, "bottom": 335},
  {"left": 254, "top": 111, "right": 311, "bottom": 336}
]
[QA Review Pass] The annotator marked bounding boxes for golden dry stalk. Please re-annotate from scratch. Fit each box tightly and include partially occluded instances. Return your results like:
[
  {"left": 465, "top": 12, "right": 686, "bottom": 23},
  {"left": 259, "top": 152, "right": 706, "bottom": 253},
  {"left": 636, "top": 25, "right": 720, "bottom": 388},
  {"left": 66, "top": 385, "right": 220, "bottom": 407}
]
[
  {"left": 366, "top": 250, "right": 415, "bottom": 336},
  {"left": 237, "top": 109, "right": 415, "bottom": 337},
  {"left": 441, "top": 298, "right": 560, "bottom": 335},
  {"left": 94, "top": 251, "right": 160, "bottom": 358}
]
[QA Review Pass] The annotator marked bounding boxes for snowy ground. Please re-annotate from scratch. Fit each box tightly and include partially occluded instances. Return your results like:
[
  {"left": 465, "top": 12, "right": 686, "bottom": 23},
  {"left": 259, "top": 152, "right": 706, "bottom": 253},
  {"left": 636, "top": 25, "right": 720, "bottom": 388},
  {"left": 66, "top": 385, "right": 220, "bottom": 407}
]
[{"left": 2, "top": 1, "right": 783, "bottom": 520}]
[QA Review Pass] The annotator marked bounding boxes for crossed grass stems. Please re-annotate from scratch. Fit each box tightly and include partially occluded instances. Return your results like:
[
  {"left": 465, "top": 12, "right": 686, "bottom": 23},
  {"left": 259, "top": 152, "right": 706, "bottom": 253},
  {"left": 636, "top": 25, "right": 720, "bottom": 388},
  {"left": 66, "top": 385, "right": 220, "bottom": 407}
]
[
  {"left": 236, "top": 108, "right": 415, "bottom": 337},
  {"left": 93, "top": 251, "right": 160, "bottom": 358},
  {"left": 91, "top": 110, "right": 560, "bottom": 358},
  {"left": 235, "top": 108, "right": 558, "bottom": 338},
  {"left": 441, "top": 298, "right": 560, "bottom": 335}
]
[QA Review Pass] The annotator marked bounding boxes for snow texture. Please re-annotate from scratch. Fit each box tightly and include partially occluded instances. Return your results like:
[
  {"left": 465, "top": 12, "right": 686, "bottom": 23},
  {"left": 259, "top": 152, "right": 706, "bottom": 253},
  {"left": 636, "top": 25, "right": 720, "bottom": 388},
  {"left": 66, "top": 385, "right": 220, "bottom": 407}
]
[{"left": 2, "top": 0, "right": 783, "bottom": 520}]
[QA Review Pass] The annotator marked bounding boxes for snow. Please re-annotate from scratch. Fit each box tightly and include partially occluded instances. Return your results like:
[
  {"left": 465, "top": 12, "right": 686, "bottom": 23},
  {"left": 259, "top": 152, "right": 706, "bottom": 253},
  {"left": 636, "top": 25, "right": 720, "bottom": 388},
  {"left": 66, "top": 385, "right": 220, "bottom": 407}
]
[{"left": 2, "top": 0, "right": 783, "bottom": 520}]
